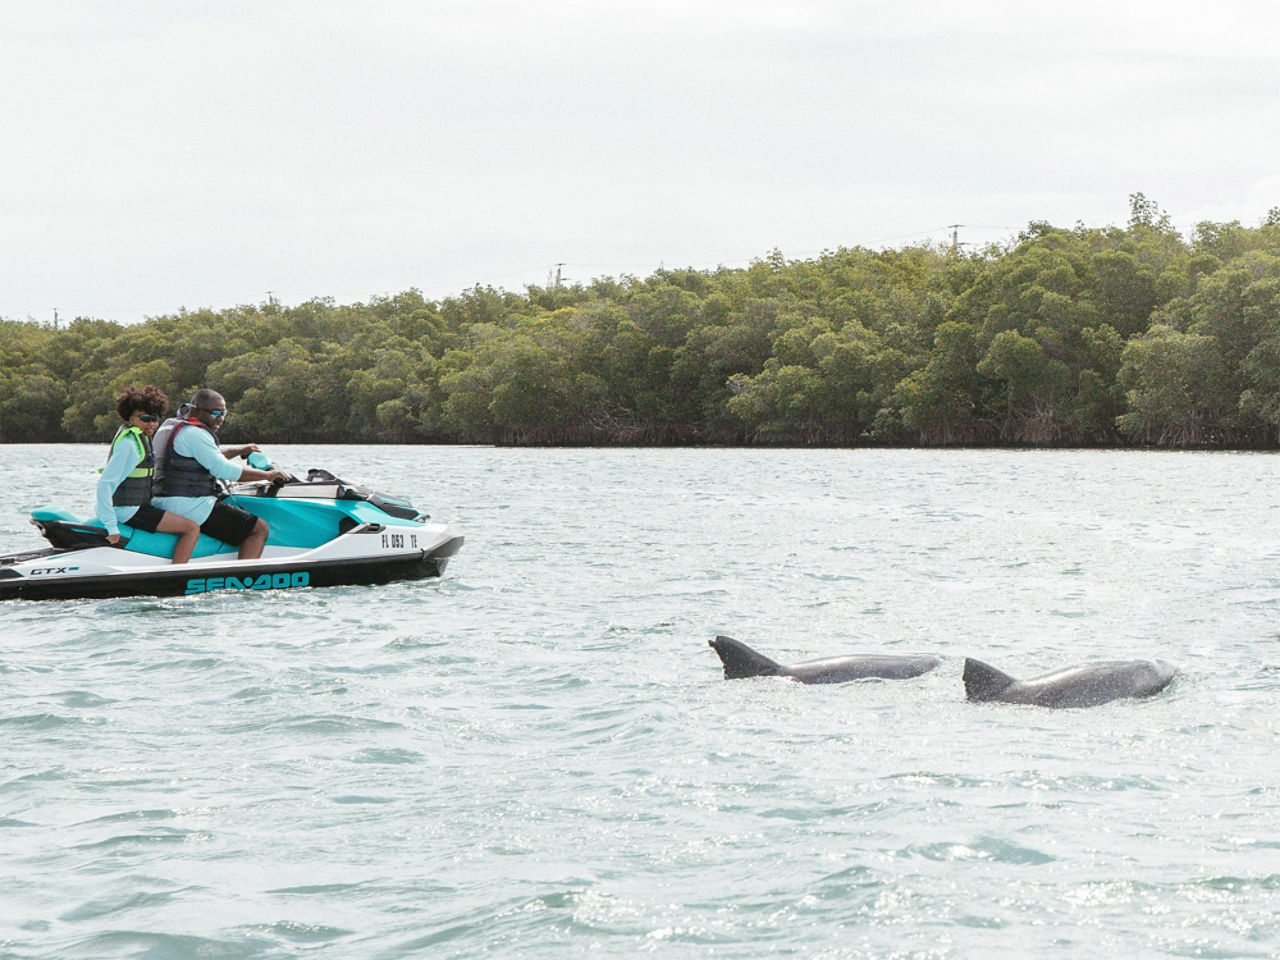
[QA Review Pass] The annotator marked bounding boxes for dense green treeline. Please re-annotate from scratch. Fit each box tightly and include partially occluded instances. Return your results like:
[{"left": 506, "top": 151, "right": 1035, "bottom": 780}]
[{"left": 6, "top": 195, "right": 1280, "bottom": 448}]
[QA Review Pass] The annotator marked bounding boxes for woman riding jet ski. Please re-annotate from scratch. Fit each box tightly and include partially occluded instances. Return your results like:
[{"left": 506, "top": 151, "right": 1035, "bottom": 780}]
[
  {"left": 95, "top": 384, "right": 200, "bottom": 563},
  {"left": 0, "top": 392, "right": 463, "bottom": 602}
]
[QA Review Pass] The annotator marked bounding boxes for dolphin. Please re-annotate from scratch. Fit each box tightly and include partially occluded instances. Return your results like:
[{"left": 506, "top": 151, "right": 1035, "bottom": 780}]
[
  {"left": 709, "top": 635, "right": 941, "bottom": 684},
  {"left": 962, "top": 657, "right": 1177, "bottom": 708}
]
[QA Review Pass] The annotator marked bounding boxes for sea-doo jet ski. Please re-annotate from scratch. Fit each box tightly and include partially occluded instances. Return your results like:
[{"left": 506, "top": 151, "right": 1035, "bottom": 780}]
[{"left": 0, "top": 454, "right": 463, "bottom": 601}]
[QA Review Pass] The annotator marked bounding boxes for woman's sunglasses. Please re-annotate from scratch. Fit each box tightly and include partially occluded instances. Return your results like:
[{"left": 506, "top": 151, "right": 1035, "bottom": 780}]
[{"left": 134, "top": 414, "right": 159, "bottom": 423}]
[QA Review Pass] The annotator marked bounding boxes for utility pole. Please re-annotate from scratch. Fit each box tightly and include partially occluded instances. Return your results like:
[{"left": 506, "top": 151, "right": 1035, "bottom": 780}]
[
  {"left": 947, "top": 224, "right": 966, "bottom": 251},
  {"left": 52, "top": 308, "right": 59, "bottom": 330},
  {"left": 553, "top": 263, "right": 565, "bottom": 288}
]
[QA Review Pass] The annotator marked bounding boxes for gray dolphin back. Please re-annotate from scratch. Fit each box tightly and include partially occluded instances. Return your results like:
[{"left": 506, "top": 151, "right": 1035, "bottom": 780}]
[
  {"left": 964, "top": 657, "right": 1177, "bottom": 708},
  {"left": 710, "top": 636, "right": 940, "bottom": 684},
  {"left": 786, "top": 653, "right": 941, "bottom": 683}
]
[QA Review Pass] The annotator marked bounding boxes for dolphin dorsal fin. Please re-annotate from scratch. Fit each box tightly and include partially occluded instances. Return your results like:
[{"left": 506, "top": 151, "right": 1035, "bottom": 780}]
[
  {"left": 963, "top": 658, "right": 1016, "bottom": 701},
  {"left": 709, "top": 636, "right": 782, "bottom": 679}
]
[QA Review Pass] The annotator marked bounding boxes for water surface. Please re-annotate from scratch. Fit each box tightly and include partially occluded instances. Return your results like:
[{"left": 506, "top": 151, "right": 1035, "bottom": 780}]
[{"left": 2, "top": 447, "right": 1278, "bottom": 958}]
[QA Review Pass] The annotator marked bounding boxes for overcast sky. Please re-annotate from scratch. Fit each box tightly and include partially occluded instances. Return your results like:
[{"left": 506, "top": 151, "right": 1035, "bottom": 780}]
[{"left": 3, "top": 0, "right": 1279, "bottom": 324}]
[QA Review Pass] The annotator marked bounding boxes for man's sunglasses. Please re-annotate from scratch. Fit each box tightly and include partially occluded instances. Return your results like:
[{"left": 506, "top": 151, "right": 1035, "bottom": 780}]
[{"left": 198, "top": 407, "right": 228, "bottom": 419}]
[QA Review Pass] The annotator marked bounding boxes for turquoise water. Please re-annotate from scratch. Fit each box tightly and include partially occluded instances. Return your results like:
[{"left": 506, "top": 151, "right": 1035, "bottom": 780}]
[{"left": 2, "top": 446, "right": 1278, "bottom": 959}]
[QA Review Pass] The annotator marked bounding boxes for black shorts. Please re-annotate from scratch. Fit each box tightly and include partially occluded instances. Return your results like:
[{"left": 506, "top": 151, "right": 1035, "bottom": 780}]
[
  {"left": 126, "top": 503, "right": 166, "bottom": 534},
  {"left": 200, "top": 502, "right": 260, "bottom": 546}
]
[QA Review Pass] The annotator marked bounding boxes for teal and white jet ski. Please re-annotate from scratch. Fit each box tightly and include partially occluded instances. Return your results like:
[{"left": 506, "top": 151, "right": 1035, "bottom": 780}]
[{"left": 0, "top": 455, "right": 463, "bottom": 601}]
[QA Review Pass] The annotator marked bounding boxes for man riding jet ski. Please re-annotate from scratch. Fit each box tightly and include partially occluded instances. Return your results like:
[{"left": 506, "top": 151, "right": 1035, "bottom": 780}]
[{"left": 151, "top": 388, "right": 289, "bottom": 560}]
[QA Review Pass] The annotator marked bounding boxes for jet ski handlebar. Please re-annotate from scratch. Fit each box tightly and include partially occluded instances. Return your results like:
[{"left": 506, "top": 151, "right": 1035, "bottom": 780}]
[{"left": 242, "top": 451, "right": 297, "bottom": 496}]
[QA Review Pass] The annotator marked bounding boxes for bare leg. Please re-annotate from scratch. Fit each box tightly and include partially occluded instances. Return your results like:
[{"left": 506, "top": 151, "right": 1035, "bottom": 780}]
[
  {"left": 238, "top": 518, "right": 270, "bottom": 561},
  {"left": 157, "top": 512, "right": 201, "bottom": 565}
]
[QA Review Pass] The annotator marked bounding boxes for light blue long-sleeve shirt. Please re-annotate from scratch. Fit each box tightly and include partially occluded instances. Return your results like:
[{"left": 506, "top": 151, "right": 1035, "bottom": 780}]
[
  {"left": 152, "top": 425, "right": 246, "bottom": 525},
  {"left": 93, "top": 438, "right": 144, "bottom": 536}
]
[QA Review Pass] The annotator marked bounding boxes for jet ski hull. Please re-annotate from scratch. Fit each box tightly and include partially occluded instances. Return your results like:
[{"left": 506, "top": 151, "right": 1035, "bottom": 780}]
[{"left": 0, "top": 529, "right": 463, "bottom": 602}]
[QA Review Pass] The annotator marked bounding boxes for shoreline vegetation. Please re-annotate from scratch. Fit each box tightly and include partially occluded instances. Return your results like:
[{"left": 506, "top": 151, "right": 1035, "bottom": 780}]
[{"left": 5, "top": 195, "right": 1280, "bottom": 450}]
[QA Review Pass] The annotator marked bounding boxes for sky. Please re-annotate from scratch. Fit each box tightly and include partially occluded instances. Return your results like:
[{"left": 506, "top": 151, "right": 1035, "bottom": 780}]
[{"left": 3, "top": 0, "right": 1280, "bottom": 324}]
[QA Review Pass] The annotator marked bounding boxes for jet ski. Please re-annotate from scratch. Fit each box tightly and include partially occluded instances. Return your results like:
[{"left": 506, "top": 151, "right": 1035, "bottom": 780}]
[{"left": 0, "top": 453, "right": 463, "bottom": 601}]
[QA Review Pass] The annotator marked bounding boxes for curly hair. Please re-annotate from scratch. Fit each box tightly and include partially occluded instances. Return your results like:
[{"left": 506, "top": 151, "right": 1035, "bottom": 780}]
[{"left": 116, "top": 385, "right": 169, "bottom": 421}]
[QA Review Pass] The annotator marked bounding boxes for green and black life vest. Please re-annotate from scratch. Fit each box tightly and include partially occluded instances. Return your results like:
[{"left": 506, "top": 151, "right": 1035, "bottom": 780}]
[{"left": 106, "top": 424, "right": 155, "bottom": 507}]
